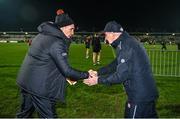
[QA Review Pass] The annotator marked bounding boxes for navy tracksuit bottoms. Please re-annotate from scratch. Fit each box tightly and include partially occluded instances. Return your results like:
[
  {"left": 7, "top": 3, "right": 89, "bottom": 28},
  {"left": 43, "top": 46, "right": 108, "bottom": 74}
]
[{"left": 124, "top": 101, "right": 158, "bottom": 118}]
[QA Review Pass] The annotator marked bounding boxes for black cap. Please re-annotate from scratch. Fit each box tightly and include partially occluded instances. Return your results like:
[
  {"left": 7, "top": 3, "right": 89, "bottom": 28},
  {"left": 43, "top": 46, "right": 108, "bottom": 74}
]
[
  {"left": 103, "top": 21, "right": 123, "bottom": 32},
  {"left": 55, "top": 9, "right": 74, "bottom": 28}
]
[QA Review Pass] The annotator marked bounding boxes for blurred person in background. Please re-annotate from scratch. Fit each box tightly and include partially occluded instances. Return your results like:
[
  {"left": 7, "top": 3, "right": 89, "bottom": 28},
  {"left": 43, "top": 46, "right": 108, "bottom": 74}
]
[
  {"left": 84, "top": 35, "right": 91, "bottom": 59},
  {"left": 91, "top": 33, "right": 101, "bottom": 65},
  {"left": 161, "top": 40, "right": 167, "bottom": 50}
]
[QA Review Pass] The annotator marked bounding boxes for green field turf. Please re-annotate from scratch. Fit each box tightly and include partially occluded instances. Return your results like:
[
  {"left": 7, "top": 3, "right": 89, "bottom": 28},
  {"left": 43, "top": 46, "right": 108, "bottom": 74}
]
[{"left": 0, "top": 43, "right": 179, "bottom": 118}]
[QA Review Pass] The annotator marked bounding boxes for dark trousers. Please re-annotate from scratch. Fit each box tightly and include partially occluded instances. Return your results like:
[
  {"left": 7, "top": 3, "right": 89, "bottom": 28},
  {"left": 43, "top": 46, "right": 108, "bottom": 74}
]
[
  {"left": 124, "top": 101, "right": 158, "bottom": 118},
  {"left": 16, "top": 90, "right": 57, "bottom": 118}
]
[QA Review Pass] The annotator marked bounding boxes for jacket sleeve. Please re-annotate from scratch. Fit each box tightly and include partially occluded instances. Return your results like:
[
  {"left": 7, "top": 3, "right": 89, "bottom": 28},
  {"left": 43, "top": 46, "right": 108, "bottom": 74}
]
[
  {"left": 98, "top": 61, "right": 129, "bottom": 84},
  {"left": 50, "top": 41, "right": 89, "bottom": 80},
  {"left": 98, "top": 49, "right": 132, "bottom": 85},
  {"left": 97, "top": 58, "right": 117, "bottom": 76}
]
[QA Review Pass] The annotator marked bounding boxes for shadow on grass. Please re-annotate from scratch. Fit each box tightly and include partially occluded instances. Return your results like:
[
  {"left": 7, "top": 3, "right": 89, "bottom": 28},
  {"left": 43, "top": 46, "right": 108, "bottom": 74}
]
[{"left": 0, "top": 64, "right": 20, "bottom": 68}]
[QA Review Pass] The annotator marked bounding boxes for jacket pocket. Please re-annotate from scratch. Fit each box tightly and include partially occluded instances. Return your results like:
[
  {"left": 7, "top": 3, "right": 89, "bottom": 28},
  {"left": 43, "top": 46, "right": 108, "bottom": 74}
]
[{"left": 47, "top": 74, "right": 66, "bottom": 101}]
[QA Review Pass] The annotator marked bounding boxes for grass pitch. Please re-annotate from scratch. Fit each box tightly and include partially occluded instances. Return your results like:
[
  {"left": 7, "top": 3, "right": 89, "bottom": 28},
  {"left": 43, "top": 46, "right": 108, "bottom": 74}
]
[{"left": 0, "top": 43, "right": 179, "bottom": 118}]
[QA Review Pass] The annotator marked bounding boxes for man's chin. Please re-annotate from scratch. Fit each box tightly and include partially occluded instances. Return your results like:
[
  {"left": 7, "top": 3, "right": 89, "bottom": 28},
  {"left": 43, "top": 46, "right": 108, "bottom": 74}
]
[
  {"left": 104, "top": 40, "right": 109, "bottom": 44},
  {"left": 68, "top": 35, "right": 73, "bottom": 39}
]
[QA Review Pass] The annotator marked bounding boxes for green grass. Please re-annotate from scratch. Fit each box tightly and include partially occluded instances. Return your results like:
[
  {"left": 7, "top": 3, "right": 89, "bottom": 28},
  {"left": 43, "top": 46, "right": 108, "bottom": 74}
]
[{"left": 0, "top": 43, "right": 179, "bottom": 118}]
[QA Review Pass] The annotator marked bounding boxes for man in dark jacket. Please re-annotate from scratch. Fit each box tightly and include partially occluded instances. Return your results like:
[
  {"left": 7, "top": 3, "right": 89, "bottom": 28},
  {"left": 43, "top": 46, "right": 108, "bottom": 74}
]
[
  {"left": 84, "top": 21, "right": 159, "bottom": 118},
  {"left": 16, "top": 9, "right": 90, "bottom": 118}
]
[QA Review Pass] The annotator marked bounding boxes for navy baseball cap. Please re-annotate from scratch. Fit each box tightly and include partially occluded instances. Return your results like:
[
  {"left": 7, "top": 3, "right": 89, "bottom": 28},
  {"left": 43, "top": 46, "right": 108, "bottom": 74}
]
[{"left": 103, "top": 21, "right": 123, "bottom": 32}]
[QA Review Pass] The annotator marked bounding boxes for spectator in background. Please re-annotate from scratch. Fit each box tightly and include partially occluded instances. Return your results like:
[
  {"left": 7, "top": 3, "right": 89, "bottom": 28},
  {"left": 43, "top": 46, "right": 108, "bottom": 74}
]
[
  {"left": 161, "top": 41, "right": 167, "bottom": 50},
  {"left": 91, "top": 33, "right": 101, "bottom": 65},
  {"left": 84, "top": 35, "right": 91, "bottom": 59},
  {"left": 16, "top": 9, "right": 90, "bottom": 118},
  {"left": 175, "top": 37, "right": 180, "bottom": 50},
  {"left": 177, "top": 42, "right": 180, "bottom": 50},
  {"left": 28, "top": 39, "right": 32, "bottom": 46}
]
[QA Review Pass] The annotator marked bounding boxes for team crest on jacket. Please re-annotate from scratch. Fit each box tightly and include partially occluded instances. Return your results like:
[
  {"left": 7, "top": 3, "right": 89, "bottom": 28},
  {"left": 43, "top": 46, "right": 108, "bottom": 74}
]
[
  {"left": 62, "top": 52, "right": 67, "bottom": 56},
  {"left": 121, "top": 59, "right": 125, "bottom": 63}
]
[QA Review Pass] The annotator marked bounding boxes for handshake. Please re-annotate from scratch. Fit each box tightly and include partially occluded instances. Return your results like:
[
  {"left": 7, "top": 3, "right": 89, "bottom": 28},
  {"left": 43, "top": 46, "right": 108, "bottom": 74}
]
[
  {"left": 66, "top": 69, "right": 98, "bottom": 86},
  {"left": 83, "top": 69, "right": 98, "bottom": 86}
]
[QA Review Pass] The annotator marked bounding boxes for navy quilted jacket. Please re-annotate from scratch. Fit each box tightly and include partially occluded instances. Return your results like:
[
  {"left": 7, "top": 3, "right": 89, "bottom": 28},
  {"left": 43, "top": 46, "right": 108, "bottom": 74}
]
[
  {"left": 98, "top": 31, "right": 159, "bottom": 103},
  {"left": 17, "top": 22, "right": 89, "bottom": 102}
]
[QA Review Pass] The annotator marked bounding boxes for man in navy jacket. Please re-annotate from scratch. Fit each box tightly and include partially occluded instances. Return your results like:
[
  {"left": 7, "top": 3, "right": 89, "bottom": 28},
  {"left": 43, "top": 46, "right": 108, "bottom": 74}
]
[
  {"left": 16, "top": 9, "right": 90, "bottom": 118},
  {"left": 84, "top": 21, "right": 159, "bottom": 118}
]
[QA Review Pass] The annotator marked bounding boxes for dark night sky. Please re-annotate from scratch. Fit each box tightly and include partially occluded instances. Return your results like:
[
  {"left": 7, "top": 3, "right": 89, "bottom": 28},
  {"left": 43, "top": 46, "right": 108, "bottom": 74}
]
[{"left": 0, "top": 0, "right": 180, "bottom": 32}]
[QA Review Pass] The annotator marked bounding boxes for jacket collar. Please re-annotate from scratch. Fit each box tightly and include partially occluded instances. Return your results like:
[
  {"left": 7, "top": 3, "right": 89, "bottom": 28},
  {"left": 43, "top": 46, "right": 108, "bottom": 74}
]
[{"left": 111, "top": 31, "right": 129, "bottom": 48}]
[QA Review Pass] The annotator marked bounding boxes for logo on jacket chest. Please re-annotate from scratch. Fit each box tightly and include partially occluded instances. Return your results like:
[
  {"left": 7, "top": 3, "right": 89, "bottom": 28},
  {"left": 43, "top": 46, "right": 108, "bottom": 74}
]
[
  {"left": 62, "top": 52, "right": 67, "bottom": 56},
  {"left": 121, "top": 58, "right": 125, "bottom": 63}
]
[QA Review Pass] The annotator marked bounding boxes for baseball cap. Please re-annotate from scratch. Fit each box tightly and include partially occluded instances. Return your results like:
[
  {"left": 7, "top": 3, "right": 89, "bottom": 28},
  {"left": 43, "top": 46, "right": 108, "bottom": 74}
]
[{"left": 103, "top": 21, "right": 123, "bottom": 32}]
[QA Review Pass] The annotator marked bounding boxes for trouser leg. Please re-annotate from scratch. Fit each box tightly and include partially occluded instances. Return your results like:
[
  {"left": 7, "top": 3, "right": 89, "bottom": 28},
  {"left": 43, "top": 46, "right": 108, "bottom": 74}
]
[
  {"left": 124, "top": 101, "right": 158, "bottom": 118},
  {"left": 16, "top": 89, "right": 58, "bottom": 118},
  {"left": 16, "top": 90, "right": 35, "bottom": 118},
  {"left": 31, "top": 95, "right": 58, "bottom": 118}
]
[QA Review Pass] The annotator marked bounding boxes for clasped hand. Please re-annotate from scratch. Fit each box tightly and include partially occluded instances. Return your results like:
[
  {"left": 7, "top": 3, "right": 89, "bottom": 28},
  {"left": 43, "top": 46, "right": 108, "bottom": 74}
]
[{"left": 83, "top": 69, "right": 98, "bottom": 86}]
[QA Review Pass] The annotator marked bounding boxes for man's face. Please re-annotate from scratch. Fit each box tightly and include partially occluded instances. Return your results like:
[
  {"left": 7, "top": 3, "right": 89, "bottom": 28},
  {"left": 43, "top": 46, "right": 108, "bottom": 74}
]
[
  {"left": 104, "top": 32, "right": 114, "bottom": 44},
  {"left": 61, "top": 24, "right": 75, "bottom": 38}
]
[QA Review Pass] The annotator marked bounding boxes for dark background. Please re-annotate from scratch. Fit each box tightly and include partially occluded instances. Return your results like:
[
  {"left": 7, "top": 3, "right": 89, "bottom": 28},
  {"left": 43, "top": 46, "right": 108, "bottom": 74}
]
[{"left": 0, "top": 0, "right": 180, "bottom": 32}]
